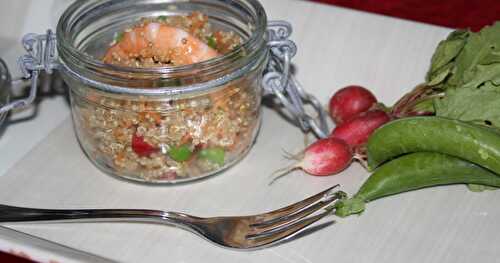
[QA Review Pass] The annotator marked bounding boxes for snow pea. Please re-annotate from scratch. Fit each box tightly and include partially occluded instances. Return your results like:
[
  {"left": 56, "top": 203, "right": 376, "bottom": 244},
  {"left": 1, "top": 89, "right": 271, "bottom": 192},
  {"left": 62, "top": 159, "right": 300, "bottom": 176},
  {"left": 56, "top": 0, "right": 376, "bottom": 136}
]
[
  {"left": 367, "top": 117, "right": 500, "bottom": 174},
  {"left": 335, "top": 152, "right": 500, "bottom": 217}
]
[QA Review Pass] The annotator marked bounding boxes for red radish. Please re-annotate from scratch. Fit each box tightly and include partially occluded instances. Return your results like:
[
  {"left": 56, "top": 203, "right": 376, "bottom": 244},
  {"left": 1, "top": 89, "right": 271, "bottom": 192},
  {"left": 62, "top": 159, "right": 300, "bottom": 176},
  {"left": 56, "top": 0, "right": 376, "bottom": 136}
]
[
  {"left": 132, "top": 134, "right": 158, "bottom": 157},
  {"left": 270, "top": 138, "right": 353, "bottom": 184},
  {"left": 329, "top": 85, "right": 377, "bottom": 124},
  {"left": 331, "top": 110, "right": 391, "bottom": 147}
]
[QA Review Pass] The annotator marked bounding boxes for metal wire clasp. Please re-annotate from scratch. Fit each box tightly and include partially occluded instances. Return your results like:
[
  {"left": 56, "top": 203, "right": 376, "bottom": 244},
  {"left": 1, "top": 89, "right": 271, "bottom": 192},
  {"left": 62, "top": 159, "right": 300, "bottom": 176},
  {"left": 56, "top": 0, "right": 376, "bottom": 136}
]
[
  {"left": 0, "top": 30, "right": 58, "bottom": 115},
  {"left": 263, "top": 21, "right": 329, "bottom": 138}
]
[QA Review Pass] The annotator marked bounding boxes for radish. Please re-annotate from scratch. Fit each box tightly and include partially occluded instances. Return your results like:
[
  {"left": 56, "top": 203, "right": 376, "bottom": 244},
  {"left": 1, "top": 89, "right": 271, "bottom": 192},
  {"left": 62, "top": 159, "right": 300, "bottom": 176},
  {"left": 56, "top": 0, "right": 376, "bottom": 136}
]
[
  {"left": 330, "top": 110, "right": 391, "bottom": 148},
  {"left": 329, "top": 85, "right": 377, "bottom": 124},
  {"left": 270, "top": 138, "right": 353, "bottom": 184}
]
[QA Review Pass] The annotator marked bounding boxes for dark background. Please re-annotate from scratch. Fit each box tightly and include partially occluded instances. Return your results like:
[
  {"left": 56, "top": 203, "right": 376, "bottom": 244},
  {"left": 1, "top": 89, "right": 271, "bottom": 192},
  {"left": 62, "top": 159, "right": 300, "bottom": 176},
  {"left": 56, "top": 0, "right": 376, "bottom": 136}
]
[{"left": 311, "top": 0, "right": 500, "bottom": 31}]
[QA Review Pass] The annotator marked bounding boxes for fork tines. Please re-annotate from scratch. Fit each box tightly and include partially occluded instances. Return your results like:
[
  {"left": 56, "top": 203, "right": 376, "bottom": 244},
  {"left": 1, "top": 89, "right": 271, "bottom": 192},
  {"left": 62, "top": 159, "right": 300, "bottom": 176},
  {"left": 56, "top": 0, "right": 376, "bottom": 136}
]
[{"left": 246, "top": 185, "right": 346, "bottom": 243}]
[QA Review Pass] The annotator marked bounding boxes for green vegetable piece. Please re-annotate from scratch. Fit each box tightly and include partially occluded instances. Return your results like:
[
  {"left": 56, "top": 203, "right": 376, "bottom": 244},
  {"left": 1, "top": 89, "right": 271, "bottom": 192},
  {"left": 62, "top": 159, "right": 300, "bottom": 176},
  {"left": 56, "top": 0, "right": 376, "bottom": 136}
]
[
  {"left": 114, "top": 31, "right": 124, "bottom": 43},
  {"left": 334, "top": 197, "right": 365, "bottom": 217},
  {"left": 199, "top": 147, "right": 225, "bottom": 166},
  {"left": 206, "top": 36, "right": 217, "bottom": 49},
  {"left": 158, "top": 15, "right": 167, "bottom": 21},
  {"left": 335, "top": 152, "right": 500, "bottom": 217},
  {"left": 366, "top": 117, "right": 500, "bottom": 175},
  {"left": 168, "top": 145, "right": 193, "bottom": 162}
]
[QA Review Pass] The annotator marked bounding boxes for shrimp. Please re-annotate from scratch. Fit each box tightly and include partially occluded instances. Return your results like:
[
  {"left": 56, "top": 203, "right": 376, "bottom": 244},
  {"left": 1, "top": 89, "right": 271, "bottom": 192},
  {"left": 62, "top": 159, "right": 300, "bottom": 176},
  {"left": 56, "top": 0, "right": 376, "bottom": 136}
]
[{"left": 103, "top": 22, "right": 219, "bottom": 67}]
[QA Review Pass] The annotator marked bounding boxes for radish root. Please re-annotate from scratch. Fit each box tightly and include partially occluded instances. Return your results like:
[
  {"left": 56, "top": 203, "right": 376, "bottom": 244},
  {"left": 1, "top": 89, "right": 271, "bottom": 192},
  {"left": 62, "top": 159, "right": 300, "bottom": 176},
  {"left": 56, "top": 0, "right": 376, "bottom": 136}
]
[
  {"left": 268, "top": 163, "right": 302, "bottom": 185},
  {"left": 281, "top": 148, "right": 305, "bottom": 161}
]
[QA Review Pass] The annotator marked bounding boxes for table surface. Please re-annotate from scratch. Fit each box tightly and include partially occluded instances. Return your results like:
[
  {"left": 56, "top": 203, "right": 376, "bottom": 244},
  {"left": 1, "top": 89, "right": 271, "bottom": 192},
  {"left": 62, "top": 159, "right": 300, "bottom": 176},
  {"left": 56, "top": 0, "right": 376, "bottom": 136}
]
[{"left": 3, "top": 1, "right": 498, "bottom": 263}]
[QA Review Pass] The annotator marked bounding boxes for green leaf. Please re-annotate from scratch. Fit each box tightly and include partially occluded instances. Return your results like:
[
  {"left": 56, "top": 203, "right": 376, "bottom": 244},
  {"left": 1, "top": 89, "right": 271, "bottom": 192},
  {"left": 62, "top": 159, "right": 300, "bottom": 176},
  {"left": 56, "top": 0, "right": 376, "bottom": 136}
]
[
  {"left": 168, "top": 145, "right": 193, "bottom": 162},
  {"left": 426, "top": 22, "right": 500, "bottom": 129},
  {"left": 461, "top": 63, "right": 500, "bottom": 89},
  {"left": 426, "top": 30, "right": 468, "bottom": 86},
  {"left": 198, "top": 147, "right": 225, "bottom": 166},
  {"left": 427, "top": 63, "right": 454, "bottom": 86},
  {"left": 157, "top": 15, "right": 167, "bottom": 22},
  {"left": 450, "top": 23, "right": 500, "bottom": 88},
  {"left": 426, "top": 22, "right": 500, "bottom": 91},
  {"left": 435, "top": 86, "right": 500, "bottom": 128}
]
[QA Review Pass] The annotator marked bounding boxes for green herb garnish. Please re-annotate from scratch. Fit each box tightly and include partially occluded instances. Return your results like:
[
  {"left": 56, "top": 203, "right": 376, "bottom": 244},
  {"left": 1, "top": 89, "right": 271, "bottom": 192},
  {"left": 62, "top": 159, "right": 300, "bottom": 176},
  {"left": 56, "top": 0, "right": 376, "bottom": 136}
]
[
  {"left": 114, "top": 31, "right": 124, "bottom": 43},
  {"left": 206, "top": 36, "right": 217, "bottom": 49}
]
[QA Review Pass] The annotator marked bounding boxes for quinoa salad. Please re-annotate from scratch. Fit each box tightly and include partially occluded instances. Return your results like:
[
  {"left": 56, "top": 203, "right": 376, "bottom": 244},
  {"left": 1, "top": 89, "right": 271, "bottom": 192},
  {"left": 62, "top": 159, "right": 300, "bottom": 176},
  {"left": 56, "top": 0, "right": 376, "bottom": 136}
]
[{"left": 71, "top": 12, "right": 261, "bottom": 183}]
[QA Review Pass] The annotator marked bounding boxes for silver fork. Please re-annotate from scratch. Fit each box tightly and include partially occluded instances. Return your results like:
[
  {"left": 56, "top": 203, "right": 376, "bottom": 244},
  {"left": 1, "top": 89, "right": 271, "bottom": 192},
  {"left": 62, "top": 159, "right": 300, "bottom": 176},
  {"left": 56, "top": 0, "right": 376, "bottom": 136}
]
[{"left": 0, "top": 186, "right": 345, "bottom": 250}]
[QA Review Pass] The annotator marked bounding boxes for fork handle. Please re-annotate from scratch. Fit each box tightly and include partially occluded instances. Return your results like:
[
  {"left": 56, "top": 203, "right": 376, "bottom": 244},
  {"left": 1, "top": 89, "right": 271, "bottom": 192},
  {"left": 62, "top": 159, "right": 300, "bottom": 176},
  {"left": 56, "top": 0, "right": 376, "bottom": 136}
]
[{"left": 0, "top": 204, "right": 195, "bottom": 225}]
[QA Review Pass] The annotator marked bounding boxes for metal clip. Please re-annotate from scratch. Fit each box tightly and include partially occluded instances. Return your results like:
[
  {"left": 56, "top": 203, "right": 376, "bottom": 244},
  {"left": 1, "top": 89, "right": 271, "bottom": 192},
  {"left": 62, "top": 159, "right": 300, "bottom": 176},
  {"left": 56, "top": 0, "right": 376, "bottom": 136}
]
[
  {"left": 263, "top": 21, "right": 329, "bottom": 138},
  {"left": 0, "top": 30, "right": 58, "bottom": 115}
]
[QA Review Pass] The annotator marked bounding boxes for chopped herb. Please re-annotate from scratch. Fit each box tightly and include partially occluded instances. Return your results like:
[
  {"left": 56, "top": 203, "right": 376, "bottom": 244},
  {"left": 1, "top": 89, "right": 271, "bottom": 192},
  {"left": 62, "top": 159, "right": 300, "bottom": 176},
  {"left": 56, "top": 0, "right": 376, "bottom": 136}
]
[
  {"left": 158, "top": 15, "right": 168, "bottom": 22},
  {"left": 206, "top": 36, "right": 217, "bottom": 49},
  {"left": 114, "top": 31, "right": 124, "bottom": 43}
]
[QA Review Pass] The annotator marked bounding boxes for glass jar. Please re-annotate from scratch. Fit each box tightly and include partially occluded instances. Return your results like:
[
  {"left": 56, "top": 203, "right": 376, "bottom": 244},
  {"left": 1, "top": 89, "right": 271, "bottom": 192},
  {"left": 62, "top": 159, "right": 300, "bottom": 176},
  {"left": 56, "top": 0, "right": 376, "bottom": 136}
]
[
  {"left": 2, "top": 0, "right": 328, "bottom": 184},
  {"left": 56, "top": 0, "right": 269, "bottom": 183}
]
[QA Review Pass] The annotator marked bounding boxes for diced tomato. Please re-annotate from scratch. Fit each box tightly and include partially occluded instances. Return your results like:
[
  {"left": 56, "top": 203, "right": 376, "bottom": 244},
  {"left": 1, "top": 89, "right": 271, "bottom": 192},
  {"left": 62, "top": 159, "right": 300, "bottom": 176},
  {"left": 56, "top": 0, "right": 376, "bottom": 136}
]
[{"left": 131, "top": 134, "right": 158, "bottom": 157}]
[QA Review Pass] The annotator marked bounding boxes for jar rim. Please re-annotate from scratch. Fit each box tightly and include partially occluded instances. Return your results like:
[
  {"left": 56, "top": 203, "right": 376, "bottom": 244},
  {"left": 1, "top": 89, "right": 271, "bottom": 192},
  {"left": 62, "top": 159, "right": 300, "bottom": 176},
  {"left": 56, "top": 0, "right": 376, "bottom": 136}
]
[{"left": 56, "top": 0, "right": 269, "bottom": 96}]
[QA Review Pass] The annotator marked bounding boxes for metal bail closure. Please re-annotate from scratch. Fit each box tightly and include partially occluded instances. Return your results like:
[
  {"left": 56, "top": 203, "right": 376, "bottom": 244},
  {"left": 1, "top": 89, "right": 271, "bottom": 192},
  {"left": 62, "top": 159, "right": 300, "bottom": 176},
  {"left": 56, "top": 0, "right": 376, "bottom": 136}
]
[
  {"left": 0, "top": 30, "right": 58, "bottom": 115},
  {"left": 263, "top": 21, "right": 329, "bottom": 139}
]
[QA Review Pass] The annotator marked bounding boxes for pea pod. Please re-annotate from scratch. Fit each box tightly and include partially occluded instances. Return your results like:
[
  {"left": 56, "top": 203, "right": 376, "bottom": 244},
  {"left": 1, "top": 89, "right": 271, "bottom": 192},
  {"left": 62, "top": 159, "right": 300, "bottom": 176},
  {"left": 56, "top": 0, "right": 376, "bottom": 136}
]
[
  {"left": 335, "top": 152, "right": 500, "bottom": 217},
  {"left": 367, "top": 117, "right": 500, "bottom": 174}
]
